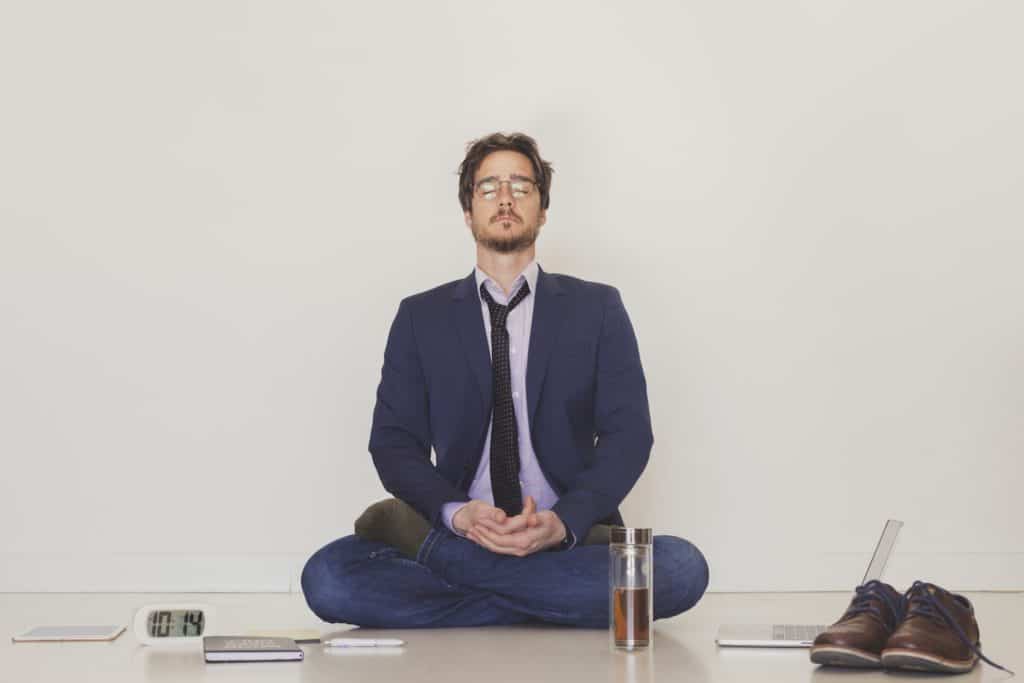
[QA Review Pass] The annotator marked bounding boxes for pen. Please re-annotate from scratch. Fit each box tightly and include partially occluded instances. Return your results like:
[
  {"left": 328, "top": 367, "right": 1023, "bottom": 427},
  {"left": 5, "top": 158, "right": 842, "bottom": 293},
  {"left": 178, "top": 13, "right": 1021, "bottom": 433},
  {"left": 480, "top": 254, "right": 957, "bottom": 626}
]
[{"left": 324, "top": 638, "right": 405, "bottom": 648}]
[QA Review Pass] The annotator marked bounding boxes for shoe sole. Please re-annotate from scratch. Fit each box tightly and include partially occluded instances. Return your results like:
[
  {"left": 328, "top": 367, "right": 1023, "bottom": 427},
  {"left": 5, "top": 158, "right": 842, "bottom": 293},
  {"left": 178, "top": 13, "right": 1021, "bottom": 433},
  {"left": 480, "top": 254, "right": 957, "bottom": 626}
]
[
  {"left": 881, "top": 648, "right": 978, "bottom": 673},
  {"left": 809, "top": 645, "right": 882, "bottom": 668}
]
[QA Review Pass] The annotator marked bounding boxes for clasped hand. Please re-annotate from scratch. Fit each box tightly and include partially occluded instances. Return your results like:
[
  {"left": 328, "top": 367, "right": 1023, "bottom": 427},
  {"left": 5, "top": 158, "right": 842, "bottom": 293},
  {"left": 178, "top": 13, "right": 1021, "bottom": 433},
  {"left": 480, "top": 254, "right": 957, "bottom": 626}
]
[{"left": 452, "top": 496, "right": 566, "bottom": 556}]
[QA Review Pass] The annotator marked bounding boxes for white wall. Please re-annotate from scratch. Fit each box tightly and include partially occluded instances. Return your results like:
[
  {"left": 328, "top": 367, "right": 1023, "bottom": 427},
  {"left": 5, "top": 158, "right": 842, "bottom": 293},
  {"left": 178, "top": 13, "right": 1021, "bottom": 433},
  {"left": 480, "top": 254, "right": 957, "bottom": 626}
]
[{"left": 2, "top": 1, "right": 1021, "bottom": 593}]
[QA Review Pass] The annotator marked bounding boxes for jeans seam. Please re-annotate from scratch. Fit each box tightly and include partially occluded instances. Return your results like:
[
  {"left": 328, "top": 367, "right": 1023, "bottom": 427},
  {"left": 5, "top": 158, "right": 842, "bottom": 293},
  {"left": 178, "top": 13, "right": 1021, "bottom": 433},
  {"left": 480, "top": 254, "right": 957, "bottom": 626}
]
[{"left": 417, "top": 528, "right": 442, "bottom": 565}]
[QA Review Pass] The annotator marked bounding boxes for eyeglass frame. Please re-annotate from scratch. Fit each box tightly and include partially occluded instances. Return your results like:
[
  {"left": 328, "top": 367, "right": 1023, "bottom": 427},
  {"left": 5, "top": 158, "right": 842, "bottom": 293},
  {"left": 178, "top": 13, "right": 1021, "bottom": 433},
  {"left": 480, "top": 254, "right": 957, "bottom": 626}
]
[{"left": 472, "top": 174, "right": 540, "bottom": 201}]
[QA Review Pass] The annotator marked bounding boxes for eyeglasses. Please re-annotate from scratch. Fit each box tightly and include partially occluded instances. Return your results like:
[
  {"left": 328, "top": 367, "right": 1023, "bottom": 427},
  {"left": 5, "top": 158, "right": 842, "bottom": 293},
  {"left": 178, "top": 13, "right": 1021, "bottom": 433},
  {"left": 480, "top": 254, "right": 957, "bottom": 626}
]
[{"left": 474, "top": 175, "right": 538, "bottom": 201}]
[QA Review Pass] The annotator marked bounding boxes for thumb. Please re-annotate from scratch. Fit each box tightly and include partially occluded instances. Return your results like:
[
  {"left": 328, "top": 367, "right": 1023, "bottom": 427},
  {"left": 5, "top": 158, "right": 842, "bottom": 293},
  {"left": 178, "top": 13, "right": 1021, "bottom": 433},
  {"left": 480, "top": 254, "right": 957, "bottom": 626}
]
[
  {"left": 523, "top": 497, "right": 540, "bottom": 526},
  {"left": 523, "top": 496, "right": 537, "bottom": 515}
]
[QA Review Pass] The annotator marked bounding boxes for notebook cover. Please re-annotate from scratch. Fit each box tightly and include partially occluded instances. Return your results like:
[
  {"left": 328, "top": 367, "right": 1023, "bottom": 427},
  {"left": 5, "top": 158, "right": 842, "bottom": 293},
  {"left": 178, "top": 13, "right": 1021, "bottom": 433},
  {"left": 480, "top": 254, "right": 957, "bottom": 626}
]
[
  {"left": 244, "top": 628, "right": 321, "bottom": 644},
  {"left": 203, "top": 636, "right": 303, "bottom": 662}
]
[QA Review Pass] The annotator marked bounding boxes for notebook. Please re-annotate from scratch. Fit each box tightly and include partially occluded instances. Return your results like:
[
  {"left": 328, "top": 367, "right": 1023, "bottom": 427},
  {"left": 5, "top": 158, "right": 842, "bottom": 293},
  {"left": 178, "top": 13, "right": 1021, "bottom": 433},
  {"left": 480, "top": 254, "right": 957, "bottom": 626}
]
[{"left": 203, "top": 636, "right": 303, "bottom": 662}]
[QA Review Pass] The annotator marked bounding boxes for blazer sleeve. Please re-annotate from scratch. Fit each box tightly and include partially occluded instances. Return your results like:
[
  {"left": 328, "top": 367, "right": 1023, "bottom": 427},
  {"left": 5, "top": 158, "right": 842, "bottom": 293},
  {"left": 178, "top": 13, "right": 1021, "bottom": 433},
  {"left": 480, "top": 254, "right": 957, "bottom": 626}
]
[
  {"left": 368, "top": 299, "right": 470, "bottom": 525},
  {"left": 551, "top": 287, "right": 653, "bottom": 543}
]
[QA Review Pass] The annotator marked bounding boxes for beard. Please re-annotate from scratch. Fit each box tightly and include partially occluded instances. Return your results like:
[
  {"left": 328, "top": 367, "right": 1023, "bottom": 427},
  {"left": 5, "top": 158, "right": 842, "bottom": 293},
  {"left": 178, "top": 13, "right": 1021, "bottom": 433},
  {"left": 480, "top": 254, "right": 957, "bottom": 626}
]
[{"left": 471, "top": 214, "right": 541, "bottom": 254}]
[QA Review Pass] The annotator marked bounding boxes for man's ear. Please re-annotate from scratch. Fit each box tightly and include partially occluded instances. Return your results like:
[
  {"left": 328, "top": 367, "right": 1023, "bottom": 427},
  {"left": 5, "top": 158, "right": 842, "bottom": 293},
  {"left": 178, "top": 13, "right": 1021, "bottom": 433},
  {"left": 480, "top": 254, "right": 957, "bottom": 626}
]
[
  {"left": 538, "top": 210, "right": 547, "bottom": 228},
  {"left": 464, "top": 210, "right": 473, "bottom": 228}
]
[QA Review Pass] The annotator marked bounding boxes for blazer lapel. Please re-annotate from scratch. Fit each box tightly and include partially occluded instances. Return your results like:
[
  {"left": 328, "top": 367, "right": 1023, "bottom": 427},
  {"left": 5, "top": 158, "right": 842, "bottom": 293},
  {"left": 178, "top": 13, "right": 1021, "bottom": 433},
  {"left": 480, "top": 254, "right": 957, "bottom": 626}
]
[
  {"left": 453, "top": 271, "right": 492, "bottom": 415},
  {"left": 527, "top": 266, "right": 568, "bottom": 432}
]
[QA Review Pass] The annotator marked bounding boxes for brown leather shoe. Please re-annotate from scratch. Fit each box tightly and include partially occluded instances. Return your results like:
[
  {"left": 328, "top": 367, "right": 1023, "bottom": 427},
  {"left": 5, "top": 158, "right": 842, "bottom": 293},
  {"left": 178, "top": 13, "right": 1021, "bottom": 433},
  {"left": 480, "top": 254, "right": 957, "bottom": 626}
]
[
  {"left": 881, "top": 581, "right": 1012, "bottom": 674},
  {"left": 810, "top": 580, "right": 905, "bottom": 668}
]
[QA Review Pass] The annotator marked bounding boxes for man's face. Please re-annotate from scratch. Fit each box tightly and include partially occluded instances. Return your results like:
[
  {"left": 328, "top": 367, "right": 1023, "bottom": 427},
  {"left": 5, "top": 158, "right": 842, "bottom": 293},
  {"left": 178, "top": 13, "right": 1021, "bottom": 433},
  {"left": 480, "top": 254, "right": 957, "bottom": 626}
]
[{"left": 464, "top": 150, "right": 546, "bottom": 254}]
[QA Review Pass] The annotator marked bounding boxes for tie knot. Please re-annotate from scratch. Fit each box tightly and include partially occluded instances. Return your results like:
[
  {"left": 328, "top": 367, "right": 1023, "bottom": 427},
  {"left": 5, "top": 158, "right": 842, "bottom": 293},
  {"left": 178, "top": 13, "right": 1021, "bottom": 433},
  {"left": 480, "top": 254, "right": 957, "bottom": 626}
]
[{"left": 480, "top": 280, "right": 531, "bottom": 328}]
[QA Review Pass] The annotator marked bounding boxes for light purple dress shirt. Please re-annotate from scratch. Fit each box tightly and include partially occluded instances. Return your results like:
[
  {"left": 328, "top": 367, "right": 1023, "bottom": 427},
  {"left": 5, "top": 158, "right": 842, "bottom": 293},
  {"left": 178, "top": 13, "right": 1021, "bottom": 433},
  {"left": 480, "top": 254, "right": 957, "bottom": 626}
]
[{"left": 441, "top": 261, "right": 561, "bottom": 535}]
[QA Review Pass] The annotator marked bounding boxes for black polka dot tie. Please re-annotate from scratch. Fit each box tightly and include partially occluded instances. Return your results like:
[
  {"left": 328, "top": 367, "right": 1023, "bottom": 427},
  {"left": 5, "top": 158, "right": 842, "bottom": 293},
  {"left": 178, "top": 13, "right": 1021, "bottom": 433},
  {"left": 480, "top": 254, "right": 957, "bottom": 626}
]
[{"left": 480, "top": 280, "right": 531, "bottom": 517}]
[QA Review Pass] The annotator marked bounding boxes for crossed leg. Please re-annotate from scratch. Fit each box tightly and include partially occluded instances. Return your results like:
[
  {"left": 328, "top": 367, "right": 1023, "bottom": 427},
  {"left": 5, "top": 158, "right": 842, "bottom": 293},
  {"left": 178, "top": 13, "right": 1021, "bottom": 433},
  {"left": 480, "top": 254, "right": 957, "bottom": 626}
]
[{"left": 302, "top": 530, "right": 709, "bottom": 628}]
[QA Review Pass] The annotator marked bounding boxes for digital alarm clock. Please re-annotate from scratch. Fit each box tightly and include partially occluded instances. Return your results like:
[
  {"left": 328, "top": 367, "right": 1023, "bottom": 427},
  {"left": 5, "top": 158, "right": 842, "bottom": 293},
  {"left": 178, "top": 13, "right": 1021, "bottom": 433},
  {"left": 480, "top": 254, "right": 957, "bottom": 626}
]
[{"left": 132, "top": 603, "right": 216, "bottom": 646}]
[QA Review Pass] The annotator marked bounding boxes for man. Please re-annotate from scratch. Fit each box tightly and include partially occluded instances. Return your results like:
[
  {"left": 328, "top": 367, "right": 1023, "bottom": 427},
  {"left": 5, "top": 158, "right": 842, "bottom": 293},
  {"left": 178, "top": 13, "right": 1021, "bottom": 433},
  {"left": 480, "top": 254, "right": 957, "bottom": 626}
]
[{"left": 301, "top": 133, "right": 708, "bottom": 628}]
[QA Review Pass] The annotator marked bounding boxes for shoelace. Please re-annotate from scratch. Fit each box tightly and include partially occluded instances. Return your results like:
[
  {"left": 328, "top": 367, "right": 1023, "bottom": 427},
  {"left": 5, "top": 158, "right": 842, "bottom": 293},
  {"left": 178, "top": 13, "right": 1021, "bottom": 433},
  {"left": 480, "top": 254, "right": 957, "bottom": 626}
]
[
  {"left": 903, "top": 581, "right": 1014, "bottom": 675},
  {"left": 842, "top": 579, "right": 906, "bottom": 630}
]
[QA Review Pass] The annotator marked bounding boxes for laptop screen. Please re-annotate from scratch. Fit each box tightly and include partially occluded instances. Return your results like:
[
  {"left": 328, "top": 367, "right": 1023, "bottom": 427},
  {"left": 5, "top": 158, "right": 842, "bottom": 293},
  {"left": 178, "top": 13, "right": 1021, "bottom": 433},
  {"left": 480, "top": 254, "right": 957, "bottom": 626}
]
[{"left": 861, "top": 519, "right": 903, "bottom": 584}]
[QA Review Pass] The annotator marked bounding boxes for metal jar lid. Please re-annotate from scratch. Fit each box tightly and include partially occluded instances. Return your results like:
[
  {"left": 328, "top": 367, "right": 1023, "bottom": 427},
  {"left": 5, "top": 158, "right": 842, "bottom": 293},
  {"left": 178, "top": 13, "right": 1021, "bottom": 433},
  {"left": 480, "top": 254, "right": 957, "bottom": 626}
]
[{"left": 610, "top": 526, "right": 652, "bottom": 545}]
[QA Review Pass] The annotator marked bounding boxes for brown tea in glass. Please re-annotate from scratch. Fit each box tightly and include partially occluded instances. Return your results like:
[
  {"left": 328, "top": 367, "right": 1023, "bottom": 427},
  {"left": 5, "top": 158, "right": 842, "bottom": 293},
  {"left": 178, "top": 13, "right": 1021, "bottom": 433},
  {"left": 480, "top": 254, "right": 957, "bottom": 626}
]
[{"left": 613, "top": 586, "right": 651, "bottom": 647}]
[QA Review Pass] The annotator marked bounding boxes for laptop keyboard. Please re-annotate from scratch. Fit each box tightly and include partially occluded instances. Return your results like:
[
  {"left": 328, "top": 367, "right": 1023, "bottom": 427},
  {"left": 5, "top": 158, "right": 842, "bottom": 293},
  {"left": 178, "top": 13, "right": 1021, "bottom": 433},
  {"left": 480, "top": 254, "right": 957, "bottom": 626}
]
[{"left": 772, "top": 625, "right": 826, "bottom": 641}]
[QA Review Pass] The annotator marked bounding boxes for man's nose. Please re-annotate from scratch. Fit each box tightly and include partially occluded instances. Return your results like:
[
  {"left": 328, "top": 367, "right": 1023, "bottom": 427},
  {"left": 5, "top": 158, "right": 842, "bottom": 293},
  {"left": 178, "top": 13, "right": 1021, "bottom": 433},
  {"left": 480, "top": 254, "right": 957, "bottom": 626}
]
[{"left": 497, "top": 182, "right": 515, "bottom": 208}]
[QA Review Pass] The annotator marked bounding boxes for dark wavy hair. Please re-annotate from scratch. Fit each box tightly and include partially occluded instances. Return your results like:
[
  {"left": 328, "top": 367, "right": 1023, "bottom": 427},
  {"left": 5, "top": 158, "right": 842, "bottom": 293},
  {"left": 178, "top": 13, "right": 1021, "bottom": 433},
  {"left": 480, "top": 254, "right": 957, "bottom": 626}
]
[{"left": 457, "top": 132, "right": 554, "bottom": 212}]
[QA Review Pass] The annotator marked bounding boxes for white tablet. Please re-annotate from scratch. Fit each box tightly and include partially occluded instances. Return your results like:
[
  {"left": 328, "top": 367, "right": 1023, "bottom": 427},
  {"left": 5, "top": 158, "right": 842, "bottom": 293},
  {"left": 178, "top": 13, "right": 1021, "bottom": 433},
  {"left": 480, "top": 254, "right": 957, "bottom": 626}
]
[{"left": 12, "top": 625, "right": 126, "bottom": 642}]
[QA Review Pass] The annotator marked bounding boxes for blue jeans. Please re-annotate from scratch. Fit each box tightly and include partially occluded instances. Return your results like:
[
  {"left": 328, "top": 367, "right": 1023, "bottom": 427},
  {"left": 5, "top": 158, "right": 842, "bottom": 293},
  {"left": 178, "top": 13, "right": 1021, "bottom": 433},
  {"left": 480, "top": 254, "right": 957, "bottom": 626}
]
[{"left": 301, "top": 528, "right": 709, "bottom": 628}]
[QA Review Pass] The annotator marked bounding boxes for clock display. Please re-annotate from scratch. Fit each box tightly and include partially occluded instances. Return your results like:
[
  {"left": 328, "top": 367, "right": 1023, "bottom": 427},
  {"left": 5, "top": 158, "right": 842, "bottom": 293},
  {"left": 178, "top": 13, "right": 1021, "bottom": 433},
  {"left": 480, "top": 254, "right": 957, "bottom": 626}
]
[{"left": 146, "top": 609, "right": 205, "bottom": 638}]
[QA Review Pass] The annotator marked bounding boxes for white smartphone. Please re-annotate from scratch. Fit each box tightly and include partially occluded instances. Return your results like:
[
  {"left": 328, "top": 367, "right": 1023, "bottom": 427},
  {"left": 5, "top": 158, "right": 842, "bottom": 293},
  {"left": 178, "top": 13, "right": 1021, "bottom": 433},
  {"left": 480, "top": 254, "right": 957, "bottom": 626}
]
[{"left": 12, "top": 625, "right": 126, "bottom": 642}]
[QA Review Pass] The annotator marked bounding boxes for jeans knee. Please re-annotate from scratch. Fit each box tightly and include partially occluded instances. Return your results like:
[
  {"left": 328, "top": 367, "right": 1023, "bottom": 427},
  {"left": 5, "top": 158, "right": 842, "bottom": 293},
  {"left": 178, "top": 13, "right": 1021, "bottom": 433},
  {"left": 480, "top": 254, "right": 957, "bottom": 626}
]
[
  {"left": 300, "top": 536, "right": 368, "bottom": 624},
  {"left": 300, "top": 547, "right": 336, "bottom": 622},
  {"left": 654, "top": 536, "right": 709, "bottom": 619}
]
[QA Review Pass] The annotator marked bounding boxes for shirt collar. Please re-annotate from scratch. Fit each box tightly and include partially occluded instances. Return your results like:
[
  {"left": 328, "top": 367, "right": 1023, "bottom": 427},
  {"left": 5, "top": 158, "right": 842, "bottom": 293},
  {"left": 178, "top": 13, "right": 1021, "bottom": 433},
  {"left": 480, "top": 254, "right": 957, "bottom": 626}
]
[{"left": 474, "top": 260, "right": 539, "bottom": 304}]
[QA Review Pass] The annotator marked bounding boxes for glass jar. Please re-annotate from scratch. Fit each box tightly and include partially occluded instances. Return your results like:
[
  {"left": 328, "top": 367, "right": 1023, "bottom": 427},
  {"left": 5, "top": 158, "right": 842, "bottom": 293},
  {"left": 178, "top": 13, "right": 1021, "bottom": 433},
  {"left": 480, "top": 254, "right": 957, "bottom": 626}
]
[{"left": 609, "top": 526, "right": 653, "bottom": 650}]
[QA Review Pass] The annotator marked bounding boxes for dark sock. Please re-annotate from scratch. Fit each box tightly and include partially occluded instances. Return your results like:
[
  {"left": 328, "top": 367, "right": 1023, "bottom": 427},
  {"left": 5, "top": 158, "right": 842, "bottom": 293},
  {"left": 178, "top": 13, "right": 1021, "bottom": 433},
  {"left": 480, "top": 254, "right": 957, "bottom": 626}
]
[
  {"left": 582, "top": 524, "right": 613, "bottom": 545},
  {"left": 354, "top": 498, "right": 432, "bottom": 559}
]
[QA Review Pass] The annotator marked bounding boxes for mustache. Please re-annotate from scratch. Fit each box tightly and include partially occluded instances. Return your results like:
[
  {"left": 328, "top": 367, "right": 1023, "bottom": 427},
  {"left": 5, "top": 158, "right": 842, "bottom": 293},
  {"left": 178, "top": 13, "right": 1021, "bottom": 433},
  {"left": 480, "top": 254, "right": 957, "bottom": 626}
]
[{"left": 491, "top": 211, "right": 521, "bottom": 224}]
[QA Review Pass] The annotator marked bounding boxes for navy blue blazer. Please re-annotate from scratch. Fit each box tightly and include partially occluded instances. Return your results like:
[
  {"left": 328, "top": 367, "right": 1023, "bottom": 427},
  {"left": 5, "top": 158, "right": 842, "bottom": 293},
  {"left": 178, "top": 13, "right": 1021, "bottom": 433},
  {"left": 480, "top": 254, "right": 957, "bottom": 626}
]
[{"left": 368, "top": 266, "right": 653, "bottom": 544}]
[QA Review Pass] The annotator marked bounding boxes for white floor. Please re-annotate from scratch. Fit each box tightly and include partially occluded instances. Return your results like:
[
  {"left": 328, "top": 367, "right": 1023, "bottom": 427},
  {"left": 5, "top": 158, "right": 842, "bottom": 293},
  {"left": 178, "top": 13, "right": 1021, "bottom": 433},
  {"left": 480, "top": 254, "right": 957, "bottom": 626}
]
[{"left": 3, "top": 591, "right": 1020, "bottom": 682}]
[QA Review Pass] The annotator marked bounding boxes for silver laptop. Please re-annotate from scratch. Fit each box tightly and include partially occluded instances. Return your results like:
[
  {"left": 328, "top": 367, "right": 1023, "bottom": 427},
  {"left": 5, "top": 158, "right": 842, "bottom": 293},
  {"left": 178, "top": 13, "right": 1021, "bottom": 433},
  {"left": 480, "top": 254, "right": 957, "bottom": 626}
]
[{"left": 715, "top": 519, "right": 903, "bottom": 648}]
